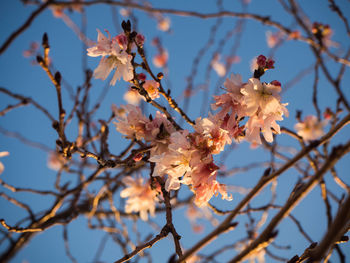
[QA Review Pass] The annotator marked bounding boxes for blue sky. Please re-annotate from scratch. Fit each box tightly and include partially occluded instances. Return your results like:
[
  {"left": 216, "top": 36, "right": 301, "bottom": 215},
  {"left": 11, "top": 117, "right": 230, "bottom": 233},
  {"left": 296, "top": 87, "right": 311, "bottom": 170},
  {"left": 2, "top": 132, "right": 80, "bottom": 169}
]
[{"left": 1, "top": 0, "right": 350, "bottom": 262}]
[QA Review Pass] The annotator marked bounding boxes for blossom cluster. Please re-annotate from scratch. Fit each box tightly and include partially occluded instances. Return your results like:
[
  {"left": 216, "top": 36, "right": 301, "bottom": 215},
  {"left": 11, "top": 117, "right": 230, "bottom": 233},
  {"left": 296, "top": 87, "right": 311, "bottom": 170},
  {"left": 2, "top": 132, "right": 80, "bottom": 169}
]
[
  {"left": 87, "top": 27, "right": 289, "bottom": 220},
  {"left": 212, "top": 71, "right": 288, "bottom": 145},
  {"left": 114, "top": 104, "right": 232, "bottom": 208}
]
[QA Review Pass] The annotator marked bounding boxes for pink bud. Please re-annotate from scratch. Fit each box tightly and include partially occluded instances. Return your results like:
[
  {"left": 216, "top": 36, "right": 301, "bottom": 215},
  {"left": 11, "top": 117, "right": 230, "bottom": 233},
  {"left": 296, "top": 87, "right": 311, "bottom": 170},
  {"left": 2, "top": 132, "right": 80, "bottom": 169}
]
[
  {"left": 266, "top": 59, "right": 275, "bottom": 69},
  {"left": 116, "top": 34, "right": 128, "bottom": 49},
  {"left": 270, "top": 80, "right": 281, "bottom": 86},
  {"left": 323, "top": 108, "right": 332, "bottom": 119},
  {"left": 257, "top": 55, "right": 267, "bottom": 67},
  {"left": 137, "top": 73, "right": 146, "bottom": 81},
  {"left": 133, "top": 153, "right": 143, "bottom": 162},
  {"left": 135, "top": 34, "right": 145, "bottom": 47}
]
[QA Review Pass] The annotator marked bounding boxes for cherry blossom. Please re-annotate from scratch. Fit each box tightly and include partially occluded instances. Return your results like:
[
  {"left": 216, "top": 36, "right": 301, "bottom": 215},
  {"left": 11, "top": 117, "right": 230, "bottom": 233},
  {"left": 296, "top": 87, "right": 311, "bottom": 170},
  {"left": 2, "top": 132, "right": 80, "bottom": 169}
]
[
  {"left": 193, "top": 117, "right": 231, "bottom": 155},
  {"left": 143, "top": 80, "right": 160, "bottom": 100},
  {"left": 123, "top": 89, "right": 142, "bottom": 105},
  {"left": 211, "top": 74, "right": 246, "bottom": 139},
  {"left": 211, "top": 54, "right": 226, "bottom": 77},
  {"left": 212, "top": 73, "right": 245, "bottom": 119},
  {"left": 120, "top": 176, "right": 159, "bottom": 221},
  {"left": 114, "top": 104, "right": 150, "bottom": 140},
  {"left": 87, "top": 29, "right": 134, "bottom": 83},
  {"left": 150, "top": 130, "right": 195, "bottom": 191},
  {"left": 145, "top": 111, "right": 176, "bottom": 155},
  {"left": 47, "top": 151, "right": 66, "bottom": 170},
  {"left": 241, "top": 78, "right": 285, "bottom": 116},
  {"left": 114, "top": 105, "right": 176, "bottom": 153},
  {"left": 190, "top": 161, "right": 232, "bottom": 207},
  {"left": 241, "top": 79, "right": 288, "bottom": 143},
  {"left": 153, "top": 51, "right": 168, "bottom": 68},
  {"left": 158, "top": 17, "right": 171, "bottom": 32},
  {"left": 266, "top": 31, "right": 284, "bottom": 48},
  {"left": 294, "top": 115, "right": 328, "bottom": 142}
]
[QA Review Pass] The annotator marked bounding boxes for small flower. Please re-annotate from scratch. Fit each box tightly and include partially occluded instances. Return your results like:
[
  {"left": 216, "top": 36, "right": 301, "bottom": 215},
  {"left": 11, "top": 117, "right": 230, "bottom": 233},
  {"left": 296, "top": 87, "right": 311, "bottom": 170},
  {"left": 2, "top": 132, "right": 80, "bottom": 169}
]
[
  {"left": 191, "top": 162, "right": 232, "bottom": 207},
  {"left": 114, "top": 104, "right": 150, "bottom": 140},
  {"left": 294, "top": 115, "right": 328, "bottom": 142},
  {"left": 93, "top": 55, "right": 134, "bottom": 84},
  {"left": 143, "top": 80, "right": 160, "bottom": 100},
  {"left": 241, "top": 78, "right": 288, "bottom": 144},
  {"left": 241, "top": 78, "right": 283, "bottom": 116},
  {"left": 211, "top": 54, "right": 226, "bottom": 77},
  {"left": 157, "top": 17, "right": 171, "bottom": 31},
  {"left": 211, "top": 74, "right": 246, "bottom": 140},
  {"left": 87, "top": 29, "right": 134, "bottom": 84},
  {"left": 153, "top": 51, "right": 168, "bottom": 68},
  {"left": 194, "top": 117, "right": 231, "bottom": 155},
  {"left": 123, "top": 89, "right": 142, "bottom": 105},
  {"left": 47, "top": 151, "right": 66, "bottom": 170},
  {"left": 87, "top": 29, "right": 113, "bottom": 57},
  {"left": 120, "top": 176, "right": 158, "bottom": 221},
  {"left": 150, "top": 130, "right": 195, "bottom": 191},
  {"left": 266, "top": 31, "right": 284, "bottom": 48},
  {"left": 0, "top": 151, "right": 9, "bottom": 174}
]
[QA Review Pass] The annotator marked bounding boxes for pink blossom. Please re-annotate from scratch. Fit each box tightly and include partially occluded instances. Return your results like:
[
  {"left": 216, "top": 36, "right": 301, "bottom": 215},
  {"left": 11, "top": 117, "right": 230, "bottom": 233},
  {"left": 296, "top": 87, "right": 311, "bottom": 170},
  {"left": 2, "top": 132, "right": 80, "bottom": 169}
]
[
  {"left": 120, "top": 176, "right": 159, "bottom": 221},
  {"left": 266, "top": 31, "right": 284, "bottom": 48},
  {"left": 211, "top": 54, "right": 226, "bottom": 77},
  {"left": 157, "top": 17, "right": 171, "bottom": 31},
  {"left": 123, "top": 89, "right": 142, "bottom": 105},
  {"left": 143, "top": 80, "right": 160, "bottom": 100},
  {"left": 87, "top": 29, "right": 114, "bottom": 57},
  {"left": 244, "top": 112, "right": 284, "bottom": 144},
  {"left": 211, "top": 74, "right": 246, "bottom": 140},
  {"left": 153, "top": 51, "right": 168, "bottom": 68},
  {"left": 150, "top": 130, "right": 195, "bottom": 191},
  {"left": 87, "top": 29, "right": 134, "bottom": 83},
  {"left": 191, "top": 162, "right": 232, "bottom": 207},
  {"left": 193, "top": 117, "right": 231, "bottom": 155},
  {"left": 240, "top": 78, "right": 285, "bottom": 117},
  {"left": 145, "top": 111, "right": 176, "bottom": 155},
  {"left": 212, "top": 73, "right": 246, "bottom": 119},
  {"left": 47, "top": 151, "right": 66, "bottom": 170},
  {"left": 114, "top": 104, "right": 150, "bottom": 140},
  {"left": 294, "top": 115, "right": 328, "bottom": 142},
  {"left": 93, "top": 54, "right": 134, "bottom": 84},
  {"left": 135, "top": 34, "right": 145, "bottom": 47}
]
